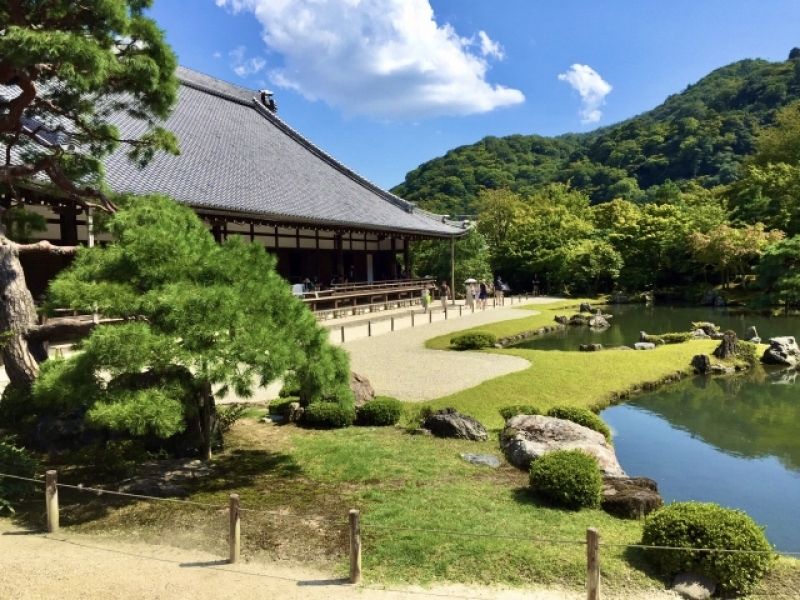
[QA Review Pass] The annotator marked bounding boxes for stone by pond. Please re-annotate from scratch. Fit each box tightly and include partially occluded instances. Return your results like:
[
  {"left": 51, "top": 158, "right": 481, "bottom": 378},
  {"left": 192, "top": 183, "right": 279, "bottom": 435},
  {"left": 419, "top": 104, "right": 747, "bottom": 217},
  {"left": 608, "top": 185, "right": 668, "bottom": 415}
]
[{"left": 423, "top": 408, "right": 488, "bottom": 441}]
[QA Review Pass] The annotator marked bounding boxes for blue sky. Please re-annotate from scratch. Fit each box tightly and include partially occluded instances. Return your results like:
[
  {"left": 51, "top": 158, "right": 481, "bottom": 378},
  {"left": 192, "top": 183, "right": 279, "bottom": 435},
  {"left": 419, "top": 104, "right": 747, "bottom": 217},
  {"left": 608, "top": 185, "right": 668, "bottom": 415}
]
[{"left": 147, "top": 0, "right": 800, "bottom": 190}]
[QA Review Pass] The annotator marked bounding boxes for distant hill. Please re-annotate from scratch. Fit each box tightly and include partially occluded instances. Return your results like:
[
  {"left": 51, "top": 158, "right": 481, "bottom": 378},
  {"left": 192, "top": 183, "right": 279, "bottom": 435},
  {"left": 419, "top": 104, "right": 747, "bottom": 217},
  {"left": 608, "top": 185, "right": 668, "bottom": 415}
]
[{"left": 392, "top": 51, "right": 800, "bottom": 216}]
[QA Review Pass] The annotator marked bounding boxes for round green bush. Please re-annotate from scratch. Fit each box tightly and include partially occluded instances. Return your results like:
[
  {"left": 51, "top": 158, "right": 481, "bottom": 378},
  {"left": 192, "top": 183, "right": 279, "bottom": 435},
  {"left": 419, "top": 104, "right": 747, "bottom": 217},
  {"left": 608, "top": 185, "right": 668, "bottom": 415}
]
[
  {"left": 499, "top": 404, "right": 540, "bottom": 421},
  {"left": 450, "top": 331, "right": 497, "bottom": 350},
  {"left": 0, "top": 439, "right": 39, "bottom": 512},
  {"left": 302, "top": 402, "right": 355, "bottom": 429},
  {"left": 529, "top": 450, "right": 602, "bottom": 510},
  {"left": 268, "top": 397, "right": 296, "bottom": 417},
  {"left": 642, "top": 502, "right": 774, "bottom": 596},
  {"left": 356, "top": 397, "right": 403, "bottom": 426},
  {"left": 546, "top": 406, "right": 611, "bottom": 442}
]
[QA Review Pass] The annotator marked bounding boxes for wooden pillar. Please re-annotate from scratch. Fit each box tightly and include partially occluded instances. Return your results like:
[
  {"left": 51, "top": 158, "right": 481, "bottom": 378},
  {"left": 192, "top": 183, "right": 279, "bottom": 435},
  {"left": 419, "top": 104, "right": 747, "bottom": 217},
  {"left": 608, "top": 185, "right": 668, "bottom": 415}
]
[
  {"left": 58, "top": 208, "right": 79, "bottom": 245},
  {"left": 403, "top": 238, "right": 411, "bottom": 276},
  {"left": 450, "top": 237, "right": 455, "bottom": 307},
  {"left": 335, "top": 233, "right": 345, "bottom": 279},
  {"left": 586, "top": 527, "right": 600, "bottom": 600},
  {"left": 389, "top": 237, "right": 398, "bottom": 279},
  {"left": 349, "top": 509, "right": 362, "bottom": 584},
  {"left": 211, "top": 222, "right": 223, "bottom": 243},
  {"left": 229, "top": 494, "right": 241, "bottom": 563},
  {"left": 45, "top": 470, "right": 59, "bottom": 533}
]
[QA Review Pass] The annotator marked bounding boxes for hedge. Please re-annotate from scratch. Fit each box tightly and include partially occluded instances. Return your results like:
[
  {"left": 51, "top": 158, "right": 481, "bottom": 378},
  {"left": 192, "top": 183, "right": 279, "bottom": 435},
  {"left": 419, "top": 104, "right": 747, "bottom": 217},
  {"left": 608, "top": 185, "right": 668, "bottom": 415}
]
[
  {"left": 529, "top": 450, "right": 602, "bottom": 510},
  {"left": 450, "top": 331, "right": 497, "bottom": 350},
  {"left": 642, "top": 502, "right": 774, "bottom": 595},
  {"left": 302, "top": 402, "right": 355, "bottom": 429},
  {"left": 0, "top": 440, "right": 38, "bottom": 513},
  {"left": 356, "top": 397, "right": 403, "bottom": 426}
]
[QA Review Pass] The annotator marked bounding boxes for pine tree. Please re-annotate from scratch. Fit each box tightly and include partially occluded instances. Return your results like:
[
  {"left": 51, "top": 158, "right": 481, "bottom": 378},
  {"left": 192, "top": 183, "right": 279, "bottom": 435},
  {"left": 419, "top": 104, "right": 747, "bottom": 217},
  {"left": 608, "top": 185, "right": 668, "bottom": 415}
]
[
  {"left": 39, "top": 195, "right": 353, "bottom": 458},
  {"left": 0, "top": 0, "right": 178, "bottom": 386}
]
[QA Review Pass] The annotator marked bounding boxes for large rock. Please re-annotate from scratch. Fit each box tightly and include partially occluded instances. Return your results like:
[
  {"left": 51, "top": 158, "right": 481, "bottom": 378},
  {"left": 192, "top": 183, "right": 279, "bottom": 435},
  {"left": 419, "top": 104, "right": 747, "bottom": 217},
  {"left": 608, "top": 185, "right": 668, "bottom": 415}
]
[
  {"left": 350, "top": 371, "right": 375, "bottom": 407},
  {"left": 601, "top": 476, "right": 663, "bottom": 518},
  {"left": 671, "top": 573, "right": 716, "bottom": 600},
  {"left": 579, "top": 302, "right": 593, "bottom": 313},
  {"left": 500, "top": 415, "right": 625, "bottom": 477},
  {"left": 761, "top": 336, "right": 800, "bottom": 367},
  {"left": 691, "top": 354, "right": 712, "bottom": 374},
  {"left": 423, "top": 408, "right": 488, "bottom": 441},
  {"left": 460, "top": 453, "right": 501, "bottom": 468},
  {"left": 691, "top": 322, "right": 719, "bottom": 336},
  {"left": 554, "top": 315, "right": 569, "bottom": 325},
  {"left": 588, "top": 314, "right": 610, "bottom": 329}
]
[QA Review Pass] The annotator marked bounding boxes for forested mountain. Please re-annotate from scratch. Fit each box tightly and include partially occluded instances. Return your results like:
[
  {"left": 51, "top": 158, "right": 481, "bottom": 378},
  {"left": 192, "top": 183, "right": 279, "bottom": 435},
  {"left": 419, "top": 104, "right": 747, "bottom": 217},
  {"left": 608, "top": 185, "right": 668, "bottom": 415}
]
[{"left": 393, "top": 51, "right": 800, "bottom": 215}]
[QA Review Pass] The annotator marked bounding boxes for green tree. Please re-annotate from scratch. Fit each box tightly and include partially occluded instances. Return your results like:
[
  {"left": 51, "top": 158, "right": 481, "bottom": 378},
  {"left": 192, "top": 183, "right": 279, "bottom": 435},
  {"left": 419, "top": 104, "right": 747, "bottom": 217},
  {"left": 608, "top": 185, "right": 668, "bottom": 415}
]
[
  {"left": 39, "top": 196, "right": 352, "bottom": 458},
  {"left": 551, "top": 238, "right": 623, "bottom": 294},
  {"left": 756, "top": 235, "right": 800, "bottom": 312},
  {"left": 412, "top": 229, "right": 492, "bottom": 293},
  {"left": 1, "top": 0, "right": 179, "bottom": 388},
  {"left": 751, "top": 101, "right": 800, "bottom": 166}
]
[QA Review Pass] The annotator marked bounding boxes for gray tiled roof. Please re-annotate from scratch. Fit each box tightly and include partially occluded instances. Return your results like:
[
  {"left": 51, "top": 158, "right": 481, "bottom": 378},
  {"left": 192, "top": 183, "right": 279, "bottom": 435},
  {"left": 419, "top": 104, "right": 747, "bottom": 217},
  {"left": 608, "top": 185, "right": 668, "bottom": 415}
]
[{"left": 106, "top": 67, "right": 465, "bottom": 237}]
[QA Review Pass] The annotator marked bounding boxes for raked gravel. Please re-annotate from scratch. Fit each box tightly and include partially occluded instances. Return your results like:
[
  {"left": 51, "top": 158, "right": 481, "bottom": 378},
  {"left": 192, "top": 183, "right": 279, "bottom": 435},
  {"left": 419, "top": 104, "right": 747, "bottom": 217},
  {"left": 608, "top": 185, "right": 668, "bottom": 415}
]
[{"left": 343, "top": 297, "right": 560, "bottom": 402}]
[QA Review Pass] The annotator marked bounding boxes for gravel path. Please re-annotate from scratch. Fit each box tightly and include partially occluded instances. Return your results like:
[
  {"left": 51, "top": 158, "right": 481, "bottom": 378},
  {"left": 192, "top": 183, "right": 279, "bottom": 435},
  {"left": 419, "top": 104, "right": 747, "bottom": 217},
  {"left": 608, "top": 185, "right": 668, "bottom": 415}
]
[
  {"left": 344, "top": 297, "right": 559, "bottom": 401},
  {"left": 0, "top": 523, "right": 677, "bottom": 600}
]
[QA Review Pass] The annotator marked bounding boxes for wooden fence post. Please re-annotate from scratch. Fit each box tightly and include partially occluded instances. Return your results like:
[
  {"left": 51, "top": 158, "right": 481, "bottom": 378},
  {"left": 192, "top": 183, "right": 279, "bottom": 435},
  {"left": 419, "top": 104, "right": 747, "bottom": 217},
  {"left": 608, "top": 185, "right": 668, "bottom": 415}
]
[
  {"left": 229, "top": 494, "right": 240, "bottom": 564},
  {"left": 586, "top": 527, "right": 600, "bottom": 600},
  {"left": 45, "top": 469, "right": 59, "bottom": 533},
  {"left": 429, "top": 310, "right": 432, "bottom": 324},
  {"left": 391, "top": 317, "right": 395, "bottom": 332},
  {"left": 459, "top": 305, "right": 462, "bottom": 317},
  {"left": 367, "top": 321, "right": 372, "bottom": 337},
  {"left": 340, "top": 326, "right": 345, "bottom": 343},
  {"left": 411, "top": 312, "right": 415, "bottom": 327},
  {"left": 349, "top": 509, "right": 362, "bottom": 584}
]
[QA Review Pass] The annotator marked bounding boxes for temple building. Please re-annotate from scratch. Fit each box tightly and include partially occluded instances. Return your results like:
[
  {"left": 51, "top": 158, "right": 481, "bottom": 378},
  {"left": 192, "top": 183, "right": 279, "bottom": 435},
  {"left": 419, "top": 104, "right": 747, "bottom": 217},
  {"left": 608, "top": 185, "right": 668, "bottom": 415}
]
[{"left": 7, "top": 67, "right": 465, "bottom": 297}]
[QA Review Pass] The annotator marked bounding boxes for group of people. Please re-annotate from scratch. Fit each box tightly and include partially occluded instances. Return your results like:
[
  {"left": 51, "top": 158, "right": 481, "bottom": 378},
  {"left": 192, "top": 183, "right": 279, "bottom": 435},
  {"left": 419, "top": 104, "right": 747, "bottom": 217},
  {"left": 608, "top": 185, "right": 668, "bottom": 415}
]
[{"left": 461, "top": 276, "right": 509, "bottom": 310}]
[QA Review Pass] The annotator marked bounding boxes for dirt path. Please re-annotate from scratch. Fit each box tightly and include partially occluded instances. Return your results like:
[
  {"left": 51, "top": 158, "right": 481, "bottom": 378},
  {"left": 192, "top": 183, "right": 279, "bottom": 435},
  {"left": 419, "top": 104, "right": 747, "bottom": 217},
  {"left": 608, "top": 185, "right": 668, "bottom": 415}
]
[
  {"left": 0, "top": 523, "right": 678, "bottom": 600},
  {"left": 344, "top": 298, "right": 559, "bottom": 401}
]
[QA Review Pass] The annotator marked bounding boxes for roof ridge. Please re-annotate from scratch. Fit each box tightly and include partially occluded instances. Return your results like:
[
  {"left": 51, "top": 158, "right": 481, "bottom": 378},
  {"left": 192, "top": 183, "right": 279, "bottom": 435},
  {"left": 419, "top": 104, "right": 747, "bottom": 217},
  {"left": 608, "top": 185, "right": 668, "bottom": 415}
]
[{"left": 176, "top": 66, "right": 255, "bottom": 108}]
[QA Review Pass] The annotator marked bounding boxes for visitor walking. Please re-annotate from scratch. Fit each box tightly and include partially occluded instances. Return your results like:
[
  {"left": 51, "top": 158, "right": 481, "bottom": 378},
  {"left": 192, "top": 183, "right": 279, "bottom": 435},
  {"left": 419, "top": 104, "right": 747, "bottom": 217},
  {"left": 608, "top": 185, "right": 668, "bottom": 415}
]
[
  {"left": 421, "top": 286, "right": 431, "bottom": 313},
  {"left": 495, "top": 275, "right": 505, "bottom": 306},
  {"left": 440, "top": 280, "right": 450, "bottom": 311},
  {"left": 478, "top": 280, "right": 488, "bottom": 310},
  {"left": 465, "top": 281, "right": 475, "bottom": 310}
]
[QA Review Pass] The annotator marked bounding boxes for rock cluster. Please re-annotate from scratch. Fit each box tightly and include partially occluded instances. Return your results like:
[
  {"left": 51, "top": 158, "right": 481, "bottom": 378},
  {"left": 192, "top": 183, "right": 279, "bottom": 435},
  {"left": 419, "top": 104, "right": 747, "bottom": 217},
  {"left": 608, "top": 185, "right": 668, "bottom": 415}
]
[
  {"left": 761, "top": 336, "right": 800, "bottom": 367},
  {"left": 423, "top": 408, "right": 488, "bottom": 441},
  {"left": 601, "top": 476, "right": 663, "bottom": 519},
  {"left": 579, "top": 344, "right": 603, "bottom": 352}
]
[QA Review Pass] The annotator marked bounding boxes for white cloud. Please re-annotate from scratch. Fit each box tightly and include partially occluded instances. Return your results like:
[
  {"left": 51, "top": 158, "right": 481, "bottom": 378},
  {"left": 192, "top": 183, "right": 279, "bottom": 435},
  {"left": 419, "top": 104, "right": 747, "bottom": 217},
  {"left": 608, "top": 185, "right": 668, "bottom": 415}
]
[
  {"left": 213, "top": 51, "right": 222, "bottom": 59},
  {"left": 477, "top": 31, "right": 504, "bottom": 60},
  {"left": 558, "top": 64, "right": 612, "bottom": 124},
  {"left": 215, "top": 0, "right": 523, "bottom": 119},
  {"left": 229, "top": 45, "right": 266, "bottom": 78}
]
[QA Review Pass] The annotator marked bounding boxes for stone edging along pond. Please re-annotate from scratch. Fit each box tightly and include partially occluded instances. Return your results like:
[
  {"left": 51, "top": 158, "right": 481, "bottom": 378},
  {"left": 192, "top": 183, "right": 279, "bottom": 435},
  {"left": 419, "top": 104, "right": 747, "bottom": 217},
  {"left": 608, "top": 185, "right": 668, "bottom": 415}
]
[{"left": 494, "top": 323, "right": 565, "bottom": 347}]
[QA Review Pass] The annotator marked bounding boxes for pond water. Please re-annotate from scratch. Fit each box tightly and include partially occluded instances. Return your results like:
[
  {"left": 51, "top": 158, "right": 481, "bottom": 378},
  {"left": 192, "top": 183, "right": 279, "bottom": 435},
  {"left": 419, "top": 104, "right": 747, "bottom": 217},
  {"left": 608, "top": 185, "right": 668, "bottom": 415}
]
[
  {"left": 515, "top": 303, "right": 800, "bottom": 351},
  {"left": 514, "top": 304, "right": 800, "bottom": 551},
  {"left": 602, "top": 373, "right": 800, "bottom": 552}
]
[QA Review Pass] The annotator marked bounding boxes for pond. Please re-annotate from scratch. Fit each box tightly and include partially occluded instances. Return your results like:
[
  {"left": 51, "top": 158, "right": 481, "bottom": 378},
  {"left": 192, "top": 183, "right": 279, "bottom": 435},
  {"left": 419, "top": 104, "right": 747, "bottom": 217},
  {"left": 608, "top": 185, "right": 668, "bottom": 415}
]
[
  {"left": 513, "top": 304, "right": 800, "bottom": 551},
  {"left": 515, "top": 303, "right": 800, "bottom": 351},
  {"left": 602, "top": 372, "right": 800, "bottom": 552}
]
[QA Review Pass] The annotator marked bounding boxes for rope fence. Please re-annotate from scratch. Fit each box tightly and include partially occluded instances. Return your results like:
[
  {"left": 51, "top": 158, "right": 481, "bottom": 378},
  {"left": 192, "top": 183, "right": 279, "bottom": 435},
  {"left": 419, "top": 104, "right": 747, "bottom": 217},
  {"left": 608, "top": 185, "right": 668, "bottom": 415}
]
[{"left": 2, "top": 469, "right": 798, "bottom": 599}]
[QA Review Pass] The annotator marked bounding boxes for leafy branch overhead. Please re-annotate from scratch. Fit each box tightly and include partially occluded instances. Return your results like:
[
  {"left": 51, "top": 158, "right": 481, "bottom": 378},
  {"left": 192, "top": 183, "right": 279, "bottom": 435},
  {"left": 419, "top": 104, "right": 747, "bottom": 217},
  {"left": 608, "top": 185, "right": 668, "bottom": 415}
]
[{"left": 0, "top": 0, "right": 179, "bottom": 210}]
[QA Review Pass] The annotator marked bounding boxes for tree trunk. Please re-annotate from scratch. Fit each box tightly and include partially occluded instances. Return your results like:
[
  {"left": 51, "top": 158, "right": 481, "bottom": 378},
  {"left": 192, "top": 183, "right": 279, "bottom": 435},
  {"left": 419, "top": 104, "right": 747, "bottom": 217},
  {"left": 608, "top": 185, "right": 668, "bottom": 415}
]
[
  {"left": 0, "top": 234, "right": 45, "bottom": 388},
  {"left": 198, "top": 379, "right": 216, "bottom": 461},
  {"left": 713, "top": 331, "right": 738, "bottom": 360}
]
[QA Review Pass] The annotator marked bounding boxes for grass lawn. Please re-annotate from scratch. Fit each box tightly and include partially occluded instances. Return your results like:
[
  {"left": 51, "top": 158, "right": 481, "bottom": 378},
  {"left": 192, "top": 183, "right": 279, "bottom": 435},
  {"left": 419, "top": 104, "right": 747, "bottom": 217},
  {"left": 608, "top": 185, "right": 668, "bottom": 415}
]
[{"left": 11, "top": 297, "right": 797, "bottom": 596}]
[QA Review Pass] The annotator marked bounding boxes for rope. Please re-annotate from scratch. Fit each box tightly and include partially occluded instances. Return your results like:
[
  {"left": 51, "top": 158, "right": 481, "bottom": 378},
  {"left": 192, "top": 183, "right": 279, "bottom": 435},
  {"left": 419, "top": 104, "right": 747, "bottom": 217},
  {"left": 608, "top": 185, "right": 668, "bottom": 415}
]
[
  {"left": 0, "top": 473, "right": 44, "bottom": 484},
  {"left": 362, "top": 523, "right": 587, "bottom": 545},
  {"left": 601, "top": 541, "right": 800, "bottom": 557}
]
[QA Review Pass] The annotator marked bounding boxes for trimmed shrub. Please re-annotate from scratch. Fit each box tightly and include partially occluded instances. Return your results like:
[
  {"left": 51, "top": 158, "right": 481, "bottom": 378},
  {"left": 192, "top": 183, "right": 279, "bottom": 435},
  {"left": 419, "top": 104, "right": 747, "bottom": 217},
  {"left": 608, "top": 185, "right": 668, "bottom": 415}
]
[
  {"left": 546, "top": 406, "right": 612, "bottom": 442},
  {"left": 217, "top": 404, "right": 248, "bottom": 434},
  {"left": 642, "top": 502, "right": 774, "bottom": 596},
  {"left": 641, "top": 332, "right": 693, "bottom": 345},
  {"left": 302, "top": 402, "right": 355, "bottom": 429},
  {"left": 0, "top": 439, "right": 39, "bottom": 512},
  {"left": 356, "top": 397, "right": 403, "bottom": 426},
  {"left": 529, "top": 450, "right": 602, "bottom": 510},
  {"left": 450, "top": 331, "right": 497, "bottom": 350},
  {"left": 499, "top": 404, "right": 540, "bottom": 421},
  {"left": 735, "top": 340, "right": 759, "bottom": 367},
  {"left": 268, "top": 397, "right": 295, "bottom": 416}
]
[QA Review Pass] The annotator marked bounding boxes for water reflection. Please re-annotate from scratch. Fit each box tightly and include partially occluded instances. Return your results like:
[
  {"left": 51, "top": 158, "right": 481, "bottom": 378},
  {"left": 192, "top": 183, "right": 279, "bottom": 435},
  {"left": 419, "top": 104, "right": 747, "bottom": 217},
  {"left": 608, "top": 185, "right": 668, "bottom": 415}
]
[{"left": 602, "top": 370, "right": 800, "bottom": 551}]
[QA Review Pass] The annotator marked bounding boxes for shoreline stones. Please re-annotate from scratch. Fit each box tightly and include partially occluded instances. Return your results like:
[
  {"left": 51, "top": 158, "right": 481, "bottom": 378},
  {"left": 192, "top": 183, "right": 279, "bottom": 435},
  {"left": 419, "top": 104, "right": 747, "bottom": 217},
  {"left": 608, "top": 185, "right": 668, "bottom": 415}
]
[
  {"left": 634, "top": 342, "right": 656, "bottom": 350},
  {"left": 499, "top": 414, "right": 625, "bottom": 477},
  {"left": 579, "top": 343, "right": 603, "bottom": 352},
  {"left": 744, "top": 325, "right": 761, "bottom": 344},
  {"left": 602, "top": 476, "right": 663, "bottom": 519},
  {"left": 761, "top": 336, "right": 800, "bottom": 368},
  {"left": 423, "top": 408, "right": 488, "bottom": 441}
]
